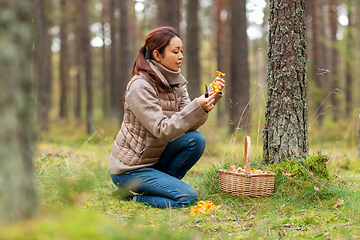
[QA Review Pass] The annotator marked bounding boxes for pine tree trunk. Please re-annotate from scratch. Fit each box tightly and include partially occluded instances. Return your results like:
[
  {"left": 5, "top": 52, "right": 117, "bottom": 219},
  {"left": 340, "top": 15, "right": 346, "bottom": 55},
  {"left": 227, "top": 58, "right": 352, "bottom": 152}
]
[
  {"left": 186, "top": 0, "right": 200, "bottom": 100},
  {"left": 156, "top": 0, "right": 180, "bottom": 31},
  {"left": 263, "top": 0, "right": 308, "bottom": 164},
  {"left": 33, "top": 0, "right": 50, "bottom": 131},
  {"left": 215, "top": 0, "right": 224, "bottom": 126},
  {"left": 74, "top": 0, "right": 83, "bottom": 120},
  {"left": 345, "top": 0, "right": 354, "bottom": 118},
  {"left": 80, "top": 0, "right": 94, "bottom": 134},
  {"left": 310, "top": 0, "right": 323, "bottom": 125},
  {"left": 59, "top": 0, "right": 69, "bottom": 118},
  {"left": 119, "top": 0, "right": 129, "bottom": 124},
  {"left": 229, "top": 0, "right": 250, "bottom": 133},
  {"left": 328, "top": 0, "right": 339, "bottom": 121},
  {"left": 0, "top": 0, "right": 37, "bottom": 223},
  {"left": 109, "top": 0, "right": 117, "bottom": 120},
  {"left": 101, "top": 0, "right": 108, "bottom": 117}
]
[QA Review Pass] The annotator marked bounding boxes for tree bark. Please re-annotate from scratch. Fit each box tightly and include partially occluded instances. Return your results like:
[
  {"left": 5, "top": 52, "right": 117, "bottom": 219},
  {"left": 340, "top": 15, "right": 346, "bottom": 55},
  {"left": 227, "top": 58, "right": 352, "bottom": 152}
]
[
  {"left": 345, "top": 0, "right": 354, "bottom": 118},
  {"left": 79, "top": 0, "right": 94, "bottom": 134},
  {"left": 101, "top": 0, "right": 109, "bottom": 117},
  {"left": 0, "top": 0, "right": 37, "bottom": 223},
  {"left": 263, "top": 0, "right": 308, "bottom": 163},
  {"left": 119, "top": 0, "right": 130, "bottom": 124},
  {"left": 74, "top": 0, "right": 83, "bottom": 120},
  {"left": 156, "top": 0, "right": 180, "bottom": 31},
  {"left": 229, "top": 0, "right": 250, "bottom": 133},
  {"left": 109, "top": 0, "right": 117, "bottom": 120},
  {"left": 59, "top": 0, "right": 69, "bottom": 118},
  {"left": 186, "top": 0, "right": 200, "bottom": 100},
  {"left": 328, "top": 0, "right": 339, "bottom": 121},
  {"left": 33, "top": 0, "right": 50, "bottom": 131}
]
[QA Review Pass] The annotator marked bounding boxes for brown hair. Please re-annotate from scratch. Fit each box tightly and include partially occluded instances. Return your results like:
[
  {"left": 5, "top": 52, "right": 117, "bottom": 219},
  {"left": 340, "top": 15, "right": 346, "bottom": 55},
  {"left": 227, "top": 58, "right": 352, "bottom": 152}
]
[{"left": 130, "top": 26, "right": 180, "bottom": 94}]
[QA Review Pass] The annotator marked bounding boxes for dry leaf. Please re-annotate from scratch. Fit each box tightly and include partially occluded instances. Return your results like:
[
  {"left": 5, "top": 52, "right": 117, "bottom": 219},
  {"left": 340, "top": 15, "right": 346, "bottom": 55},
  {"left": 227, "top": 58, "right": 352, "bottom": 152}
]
[
  {"left": 314, "top": 186, "right": 320, "bottom": 191},
  {"left": 333, "top": 198, "right": 344, "bottom": 209}
]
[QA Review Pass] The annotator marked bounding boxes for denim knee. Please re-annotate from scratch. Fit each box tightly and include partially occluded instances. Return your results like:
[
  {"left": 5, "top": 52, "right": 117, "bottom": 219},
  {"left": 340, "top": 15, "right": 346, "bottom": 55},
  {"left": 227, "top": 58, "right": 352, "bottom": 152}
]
[
  {"left": 189, "top": 131, "right": 206, "bottom": 150},
  {"left": 178, "top": 187, "right": 198, "bottom": 206}
]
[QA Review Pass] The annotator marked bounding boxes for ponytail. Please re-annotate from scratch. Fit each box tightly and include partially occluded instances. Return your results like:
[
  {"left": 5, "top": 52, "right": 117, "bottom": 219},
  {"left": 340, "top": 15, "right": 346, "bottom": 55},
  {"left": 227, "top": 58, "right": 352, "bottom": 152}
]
[{"left": 131, "top": 45, "right": 167, "bottom": 94}]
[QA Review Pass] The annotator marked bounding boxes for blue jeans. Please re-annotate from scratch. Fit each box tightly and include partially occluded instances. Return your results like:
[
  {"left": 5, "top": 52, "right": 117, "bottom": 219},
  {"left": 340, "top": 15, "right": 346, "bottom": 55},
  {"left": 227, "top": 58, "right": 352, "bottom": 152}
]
[{"left": 111, "top": 131, "right": 206, "bottom": 208}]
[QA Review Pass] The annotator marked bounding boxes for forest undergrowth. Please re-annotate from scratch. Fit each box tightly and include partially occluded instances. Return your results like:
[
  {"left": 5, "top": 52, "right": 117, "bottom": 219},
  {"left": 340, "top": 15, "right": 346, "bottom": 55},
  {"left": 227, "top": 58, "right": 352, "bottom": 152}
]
[{"left": 1, "top": 119, "right": 359, "bottom": 240}]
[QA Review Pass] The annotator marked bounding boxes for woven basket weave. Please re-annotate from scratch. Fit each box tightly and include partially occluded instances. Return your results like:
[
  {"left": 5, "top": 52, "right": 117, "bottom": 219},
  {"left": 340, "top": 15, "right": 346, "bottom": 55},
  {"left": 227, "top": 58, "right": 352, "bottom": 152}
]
[{"left": 218, "top": 136, "right": 276, "bottom": 197}]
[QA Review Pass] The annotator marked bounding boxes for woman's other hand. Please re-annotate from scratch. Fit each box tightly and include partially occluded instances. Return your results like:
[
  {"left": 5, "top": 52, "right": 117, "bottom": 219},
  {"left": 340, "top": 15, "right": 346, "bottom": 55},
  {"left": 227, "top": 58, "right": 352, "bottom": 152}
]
[{"left": 197, "top": 92, "right": 215, "bottom": 112}]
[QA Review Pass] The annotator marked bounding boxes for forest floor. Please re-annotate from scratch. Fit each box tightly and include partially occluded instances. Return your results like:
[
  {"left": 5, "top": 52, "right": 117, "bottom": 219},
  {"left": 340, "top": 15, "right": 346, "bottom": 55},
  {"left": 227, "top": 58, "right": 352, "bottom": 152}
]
[{"left": 1, "top": 121, "right": 360, "bottom": 239}]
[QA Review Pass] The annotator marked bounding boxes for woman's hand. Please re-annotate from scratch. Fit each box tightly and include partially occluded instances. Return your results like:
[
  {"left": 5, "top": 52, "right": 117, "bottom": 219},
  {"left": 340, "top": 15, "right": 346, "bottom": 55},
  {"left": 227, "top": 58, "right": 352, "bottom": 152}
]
[
  {"left": 213, "top": 76, "right": 225, "bottom": 92},
  {"left": 197, "top": 92, "right": 215, "bottom": 112}
]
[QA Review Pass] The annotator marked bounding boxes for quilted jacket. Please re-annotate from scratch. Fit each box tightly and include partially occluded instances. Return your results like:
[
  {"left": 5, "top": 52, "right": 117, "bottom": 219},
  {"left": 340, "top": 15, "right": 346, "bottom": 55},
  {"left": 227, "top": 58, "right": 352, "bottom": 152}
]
[{"left": 108, "top": 60, "right": 222, "bottom": 174}]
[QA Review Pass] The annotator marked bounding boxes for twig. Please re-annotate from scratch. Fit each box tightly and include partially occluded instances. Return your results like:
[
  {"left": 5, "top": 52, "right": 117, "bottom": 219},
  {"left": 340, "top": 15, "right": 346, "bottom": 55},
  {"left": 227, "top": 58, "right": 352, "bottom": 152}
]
[
  {"left": 328, "top": 222, "right": 357, "bottom": 230},
  {"left": 225, "top": 204, "right": 240, "bottom": 220},
  {"left": 242, "top": 204, "right": 257, "bottom": 221}
]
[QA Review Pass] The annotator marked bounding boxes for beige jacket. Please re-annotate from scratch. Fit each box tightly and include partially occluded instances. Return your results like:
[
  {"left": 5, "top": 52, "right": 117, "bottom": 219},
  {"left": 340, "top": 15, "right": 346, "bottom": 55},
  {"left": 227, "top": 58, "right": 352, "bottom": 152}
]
[{"left": 109, "top": 60, "right": 222, "bottom": 174}]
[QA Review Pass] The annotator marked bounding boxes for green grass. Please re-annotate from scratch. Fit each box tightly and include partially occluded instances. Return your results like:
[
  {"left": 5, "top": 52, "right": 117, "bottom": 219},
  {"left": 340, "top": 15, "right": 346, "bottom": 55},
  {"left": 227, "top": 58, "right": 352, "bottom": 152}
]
[{"left": 1, "top": 120, "right": 360, "bottom": 239}]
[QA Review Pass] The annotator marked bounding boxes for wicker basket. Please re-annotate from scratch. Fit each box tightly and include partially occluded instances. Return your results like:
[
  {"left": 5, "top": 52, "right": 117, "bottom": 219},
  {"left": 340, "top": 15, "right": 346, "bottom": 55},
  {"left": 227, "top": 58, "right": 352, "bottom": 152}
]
[{"left": 218, "top": 136, "right": 276, "bottom": 197}]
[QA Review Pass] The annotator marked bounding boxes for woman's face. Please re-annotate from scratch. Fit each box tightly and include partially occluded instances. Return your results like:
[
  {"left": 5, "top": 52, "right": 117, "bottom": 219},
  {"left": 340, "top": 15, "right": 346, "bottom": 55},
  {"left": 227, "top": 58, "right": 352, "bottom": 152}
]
[{"left": 154, "top": 36, "right": 183, "bottom": 71}]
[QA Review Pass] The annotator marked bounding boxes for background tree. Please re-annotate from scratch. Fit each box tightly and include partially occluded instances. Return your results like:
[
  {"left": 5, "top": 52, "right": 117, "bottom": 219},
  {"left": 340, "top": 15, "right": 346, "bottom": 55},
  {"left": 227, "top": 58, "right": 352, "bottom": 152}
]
[
  {"left": 156, "top": 0, "right": 180, "bottom": 30},
  {"left": 263, "top": 0, "right": 308, "bottom": 163},
  {"left": 119, "top": 0, "right": 130, "bottom": 124},
  {"left": 344, "top": 0, "right": 354, "bottom": 118},
  {"left": 79, "top": 0, "right": 94, "bottom": 134},
  {"left": 229, "top": 0, "right": 250, "bottom": 133},
  {"left": 0, "top": 0, "right": 37, "bottom": 223},
  {"left": 215, "top": 0, "right": 224, "bottom": 125},
  {"left": 109, "top": 0, "right": 117, "bottom": 120},
  {"left": 33, "top": 0, "right": 50, "bottom": 131},
  {"left": 101, "top": 0, "right": 109, "bottom": 117},
  {"left": 328, "top": 0, "right": 339, "bottom": 121},
  {"left": 186, "top": 0, "right": 200, "bottom": 100},
  {"left": 309, "top": 0, "right": 324, "bottom": 126},
  {"left": 59, "top": 0, "right": 69, "bottom": 118},
  {"left": 74, "top": 0, "right": 83, "bottom": 120}
]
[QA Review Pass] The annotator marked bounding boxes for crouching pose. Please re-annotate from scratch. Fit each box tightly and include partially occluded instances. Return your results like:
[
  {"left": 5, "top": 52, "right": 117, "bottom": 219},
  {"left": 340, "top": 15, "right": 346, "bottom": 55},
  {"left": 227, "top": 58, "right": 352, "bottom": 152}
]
[{"left": 109, "top": 26, "right": 225, "bottom": 208}]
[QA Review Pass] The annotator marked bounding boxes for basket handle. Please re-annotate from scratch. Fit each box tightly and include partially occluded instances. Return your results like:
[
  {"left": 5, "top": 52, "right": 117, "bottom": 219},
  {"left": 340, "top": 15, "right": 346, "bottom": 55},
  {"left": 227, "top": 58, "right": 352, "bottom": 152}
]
[{"left": 244, "top": 136, "right": 251, "bottom": 174}]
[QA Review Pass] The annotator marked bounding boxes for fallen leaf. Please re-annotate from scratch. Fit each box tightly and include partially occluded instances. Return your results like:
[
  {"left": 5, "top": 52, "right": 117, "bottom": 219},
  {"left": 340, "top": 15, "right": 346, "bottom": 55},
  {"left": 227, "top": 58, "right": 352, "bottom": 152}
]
[
  {"left": 314, "top": 186, "right": 320, "bottom": 191},
  {"left": 333, "top": 198, "right": 344, "bottom": 209}
]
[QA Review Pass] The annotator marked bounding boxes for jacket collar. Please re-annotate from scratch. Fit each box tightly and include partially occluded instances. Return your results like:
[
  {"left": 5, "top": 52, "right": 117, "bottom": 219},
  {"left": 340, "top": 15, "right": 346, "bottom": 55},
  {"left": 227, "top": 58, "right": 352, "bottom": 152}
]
[{"left": 149, "top": 60, "right": 187, "bottom": 87}]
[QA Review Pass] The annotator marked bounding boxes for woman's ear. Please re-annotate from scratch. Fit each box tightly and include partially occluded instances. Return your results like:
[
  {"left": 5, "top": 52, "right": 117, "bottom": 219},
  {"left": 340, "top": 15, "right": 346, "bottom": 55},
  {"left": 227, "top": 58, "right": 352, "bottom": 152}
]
[{"left": 153, "top": 50, "right": 161, "bottom": 61}]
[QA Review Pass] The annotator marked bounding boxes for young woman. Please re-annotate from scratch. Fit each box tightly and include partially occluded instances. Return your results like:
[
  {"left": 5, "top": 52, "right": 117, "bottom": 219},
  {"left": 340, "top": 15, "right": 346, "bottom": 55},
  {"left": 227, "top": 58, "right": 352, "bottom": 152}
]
[{"left": 109, "top": 26, "right": 225, "bottom": 208}]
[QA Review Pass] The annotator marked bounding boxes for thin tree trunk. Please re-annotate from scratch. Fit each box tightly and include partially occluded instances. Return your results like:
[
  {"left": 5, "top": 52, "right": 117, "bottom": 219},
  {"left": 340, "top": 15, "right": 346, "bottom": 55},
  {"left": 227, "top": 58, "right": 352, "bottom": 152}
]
[
  {"left": 186, "top": 0, "right": 200, "bottom": 100},
  {"left": 101, "top": 0, "right": 108, "bottom": 117},
  {"left": 215, "top": 0, "right": 226, "bottom": 126},
  {"left": 59, "top": 0, "right": 69, "bottom": 118},
  {"left": 328, "top": 0, "right": 339, "bottom": 121},
  {"left": 310, "top": 0, "right": 323, "bottom": 125},
  {"left": 33, "top": 0, "right": 50, "bottom": 131},
  {"left": 119, "top": 0, "right": 129, "bottom": 124},
  {"left": 229, "top": 0, "right": 250, "bottom": 133},
  {"left": 80, "top": 0, "right": 94, "bottom": 134},
  {"left": 263, "top": 0, "right": 308, "bottom": 163},
  {"left": 345, "top": 0, "right": 354, "bottom": 118},
  {"left": 109, "top": 0, "right": 117, "bottom": 120},
  {"left": 0, "top": 0, "right": 37, "bottom": 223},
  {"left": 74, "top": 1, "right": 82, "bottom": 120}
]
